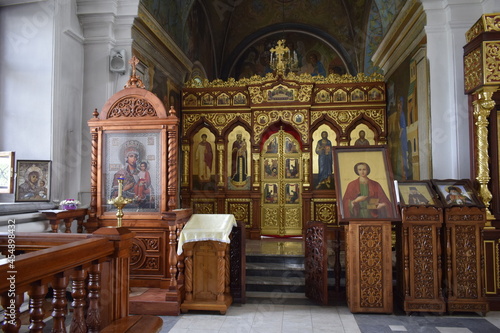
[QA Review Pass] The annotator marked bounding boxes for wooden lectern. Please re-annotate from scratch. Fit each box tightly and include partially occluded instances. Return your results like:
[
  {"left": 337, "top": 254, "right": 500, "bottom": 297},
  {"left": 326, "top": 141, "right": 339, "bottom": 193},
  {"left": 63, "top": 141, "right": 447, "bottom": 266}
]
[{"left": 178, "top": 214, "right": 236, "bottom": 314}]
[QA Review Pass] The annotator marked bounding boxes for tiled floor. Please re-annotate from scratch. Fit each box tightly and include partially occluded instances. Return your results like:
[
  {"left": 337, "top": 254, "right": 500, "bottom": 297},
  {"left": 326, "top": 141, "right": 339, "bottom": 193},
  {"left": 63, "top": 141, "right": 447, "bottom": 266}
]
[{"left": 158, "top": 238, "right": 500, "bottom": 333}]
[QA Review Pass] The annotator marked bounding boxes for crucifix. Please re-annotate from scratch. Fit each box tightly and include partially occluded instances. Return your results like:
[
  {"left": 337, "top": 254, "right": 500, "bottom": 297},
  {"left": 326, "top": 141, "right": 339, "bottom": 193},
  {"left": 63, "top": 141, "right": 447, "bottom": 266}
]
[
  {"left": 270, "top": 39, "right": 289, "bottom": 75},
  {"left": 125, "top": 55, "right": 146, "bottom": 89}
]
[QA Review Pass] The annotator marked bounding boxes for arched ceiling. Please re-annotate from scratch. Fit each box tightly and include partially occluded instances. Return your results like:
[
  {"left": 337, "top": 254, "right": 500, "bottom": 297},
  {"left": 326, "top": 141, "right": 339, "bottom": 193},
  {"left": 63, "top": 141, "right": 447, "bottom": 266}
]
[{"left": 141, "top": 0, "right": 406, "bottom": 80}]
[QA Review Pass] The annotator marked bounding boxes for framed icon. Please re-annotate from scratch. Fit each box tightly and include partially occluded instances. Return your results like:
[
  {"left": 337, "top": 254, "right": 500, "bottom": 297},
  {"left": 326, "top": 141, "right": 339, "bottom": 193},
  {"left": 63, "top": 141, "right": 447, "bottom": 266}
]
[{"left": 15, "top": 160, "right": 51, "bottom": 202}]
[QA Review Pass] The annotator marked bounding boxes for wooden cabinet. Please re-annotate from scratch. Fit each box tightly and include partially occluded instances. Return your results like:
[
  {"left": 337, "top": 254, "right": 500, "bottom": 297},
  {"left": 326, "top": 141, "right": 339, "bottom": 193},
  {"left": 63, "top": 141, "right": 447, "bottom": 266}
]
[
  {"left": 345, "top": 220, "right": 393, "bottom": 313},
  {"left": 396, "top": 206, "right": 445, "bottom": 314},
  {"left": 178, "top": 214, "right": 236, "bottom": 314},
  {"left": 180, "top": 241, "right": 232, "bottom": 314},
  {"left": 443, "top": 206, "right": 489, "bottom": 314}
]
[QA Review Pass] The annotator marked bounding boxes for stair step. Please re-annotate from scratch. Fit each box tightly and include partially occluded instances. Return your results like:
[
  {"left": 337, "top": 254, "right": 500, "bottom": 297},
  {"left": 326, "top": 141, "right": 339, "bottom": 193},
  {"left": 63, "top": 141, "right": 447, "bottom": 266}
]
[
  {"left": 246, "top": 261, "right": 304, "bottom": 272},
  {"left": 246, "top": 255, "right": 304, "bottom": 265}
]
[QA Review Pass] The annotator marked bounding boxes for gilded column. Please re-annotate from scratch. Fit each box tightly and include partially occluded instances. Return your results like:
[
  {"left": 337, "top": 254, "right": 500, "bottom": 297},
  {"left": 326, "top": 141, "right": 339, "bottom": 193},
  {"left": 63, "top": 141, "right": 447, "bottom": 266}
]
[
  {"left": 181, "top": 143, "right": 190, "bottom": 188},
  {"left": 252, "top": 153, "right": 260, "bottom": 187},
  {"left": 302, "top": 152, "right": 310, "bottom": 187},
  {"left": 473, "top": 89, "right": 497, "bottom": 222},
  {"left": 217, "top": 143, "right": 225, "bottom": 187}
]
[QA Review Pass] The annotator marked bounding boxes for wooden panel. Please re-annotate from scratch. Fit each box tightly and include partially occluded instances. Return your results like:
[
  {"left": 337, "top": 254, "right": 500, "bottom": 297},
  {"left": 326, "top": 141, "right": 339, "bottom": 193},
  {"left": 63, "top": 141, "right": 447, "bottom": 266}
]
[
  {"left": 397, "top": 206, "right": 445, "bottom": 314},
  {"left": 305, "top": 221, "right": 328, "bottom": 305},
  {"left": 444, "top": 206, "right": 489, "bottom": 314},
  {"left": 345, "top": 221, "right": 393, "bottom": 313}
]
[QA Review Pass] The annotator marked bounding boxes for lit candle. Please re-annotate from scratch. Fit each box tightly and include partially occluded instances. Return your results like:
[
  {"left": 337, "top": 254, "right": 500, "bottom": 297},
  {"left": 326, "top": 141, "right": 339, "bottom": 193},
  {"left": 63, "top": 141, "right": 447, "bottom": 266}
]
[{"left": 117, "top": 177, "right": 124, "bottom": 197}]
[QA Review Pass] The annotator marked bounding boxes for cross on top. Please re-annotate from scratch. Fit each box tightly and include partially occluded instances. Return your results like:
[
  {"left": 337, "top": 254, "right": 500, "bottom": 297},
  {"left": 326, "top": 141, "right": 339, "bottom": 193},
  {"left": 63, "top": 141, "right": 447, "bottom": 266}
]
[
  {"left": 129, "top": 56, "right": 139, "bottom": 77},
  {"left": 270, "top": 39, "right": 289, "bottom": 75}
]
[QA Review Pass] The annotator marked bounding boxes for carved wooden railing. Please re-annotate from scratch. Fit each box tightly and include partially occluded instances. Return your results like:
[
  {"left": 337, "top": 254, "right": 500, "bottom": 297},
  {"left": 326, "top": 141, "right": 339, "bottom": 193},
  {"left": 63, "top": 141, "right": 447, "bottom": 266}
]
[{"left": 0, "top": 227, "right": 134, "bottom": 332}]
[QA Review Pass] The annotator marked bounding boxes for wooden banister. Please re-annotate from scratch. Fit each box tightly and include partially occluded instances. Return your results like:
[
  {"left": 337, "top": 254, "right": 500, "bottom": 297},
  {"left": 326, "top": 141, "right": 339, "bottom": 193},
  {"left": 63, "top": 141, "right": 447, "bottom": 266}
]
[{"left": 0, "top": 227, "right": 134, "bottom": 333}]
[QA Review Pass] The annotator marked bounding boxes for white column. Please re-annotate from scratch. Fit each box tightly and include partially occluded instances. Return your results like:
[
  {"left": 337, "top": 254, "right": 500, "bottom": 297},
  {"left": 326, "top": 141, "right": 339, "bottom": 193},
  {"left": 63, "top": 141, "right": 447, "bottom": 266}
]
[
  {"left": 76, "top": 0, "right": 139, "bottom": 204},
  {"left": 420, "top": 0, "right": 484, "bottom": 179}
]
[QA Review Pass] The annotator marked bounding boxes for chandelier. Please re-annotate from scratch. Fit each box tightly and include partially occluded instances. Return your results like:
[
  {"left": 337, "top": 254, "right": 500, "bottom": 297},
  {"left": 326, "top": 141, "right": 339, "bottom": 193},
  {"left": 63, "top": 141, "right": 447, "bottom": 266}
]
[{"left": 270, "top": 39, "right": 299, "bottom": 75}]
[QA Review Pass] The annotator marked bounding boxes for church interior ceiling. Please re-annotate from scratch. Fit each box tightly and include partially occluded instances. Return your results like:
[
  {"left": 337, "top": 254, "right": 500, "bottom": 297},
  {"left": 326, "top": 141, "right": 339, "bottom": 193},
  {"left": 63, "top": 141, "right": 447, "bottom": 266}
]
[{"left": 140, "top": 0, "right": 407, "bottom": 80}]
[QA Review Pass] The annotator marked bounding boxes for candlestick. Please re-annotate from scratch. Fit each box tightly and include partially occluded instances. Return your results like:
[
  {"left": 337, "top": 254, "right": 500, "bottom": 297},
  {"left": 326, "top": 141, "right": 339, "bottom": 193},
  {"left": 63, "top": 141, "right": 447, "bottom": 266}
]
[{"left": 107, "top": 177, "right": 133, "bottom": 227}]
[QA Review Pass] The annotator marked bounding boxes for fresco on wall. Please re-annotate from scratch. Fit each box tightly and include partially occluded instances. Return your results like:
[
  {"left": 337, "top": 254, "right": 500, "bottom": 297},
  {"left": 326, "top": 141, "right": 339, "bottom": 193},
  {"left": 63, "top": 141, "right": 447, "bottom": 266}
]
[
  {"left": 142, "top": 0, "right": 214, "bottom": 78},
  {"left": 183, "top": 1, "right": 215, "bottom": 79},
  {"left": 364, "top": 0, "right": 407, "bottom": 74},
  {"left": 387, "top": 46, "right": 426, "bottom": 181},
  {"left": 232, "top": 33, "right": 347, "bottom": 79}
]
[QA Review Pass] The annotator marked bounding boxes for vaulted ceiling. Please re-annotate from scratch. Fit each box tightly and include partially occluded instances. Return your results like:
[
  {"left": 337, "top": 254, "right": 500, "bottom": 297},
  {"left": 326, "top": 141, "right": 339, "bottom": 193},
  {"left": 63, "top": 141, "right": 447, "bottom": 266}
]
[{"left": 141, "top": 0, "right": 407, "bottom": 79}]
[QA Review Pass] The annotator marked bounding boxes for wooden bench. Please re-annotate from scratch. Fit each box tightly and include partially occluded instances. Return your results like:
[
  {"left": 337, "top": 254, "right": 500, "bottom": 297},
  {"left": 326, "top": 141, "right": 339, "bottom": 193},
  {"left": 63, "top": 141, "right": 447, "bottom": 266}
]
[{"left": 101, "top": 315, "right": 163, "bottom": 333}]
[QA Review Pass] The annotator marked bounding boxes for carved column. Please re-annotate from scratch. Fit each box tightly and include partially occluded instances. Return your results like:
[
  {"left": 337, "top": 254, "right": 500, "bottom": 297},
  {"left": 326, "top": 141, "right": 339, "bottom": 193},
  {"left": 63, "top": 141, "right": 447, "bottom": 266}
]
[
  {"left": 473, "top": 89, "right": 496, "bottom": 221},
  {"left": 167, "top": 128, "right": 179, "bottom": 210},
  {"left": 464, "top": 13, "right": 500, "bottom": 223}
]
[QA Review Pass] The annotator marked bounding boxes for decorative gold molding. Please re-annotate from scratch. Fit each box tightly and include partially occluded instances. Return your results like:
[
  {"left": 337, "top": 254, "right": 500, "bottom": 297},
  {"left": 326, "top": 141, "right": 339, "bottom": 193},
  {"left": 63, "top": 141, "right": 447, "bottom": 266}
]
[
  {"left": 466, "top": 13, "right": 500, "bottom": 43},
  {"left": 311, "top": 199, "right": 337, "bottom": 225},
  {"left": 310, "top": 109, "right": 385, "bottom": 133},
  {"left": 225, "top": 199, "right": 252, "bottom": 228},
  {"left": 464, "top": 48, "right": 482, "bottom": 92},
  {"left": 484, "top": 42, "right": 500, "bottom": 85},
  {"left": 184, "top": 72, "right": 384, "bottom": 89},
  {"left": 182, "top": 112, "right": 251, "bottom": 136},
  {"left": 253, "top": 109, "right": 309, "bottom": 144}
]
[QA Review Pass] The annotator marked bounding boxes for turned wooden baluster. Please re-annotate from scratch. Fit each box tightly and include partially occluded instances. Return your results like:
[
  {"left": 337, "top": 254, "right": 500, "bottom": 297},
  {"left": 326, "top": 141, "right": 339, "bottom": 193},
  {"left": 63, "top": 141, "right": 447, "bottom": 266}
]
[
  {"left": 28, "top": 282, "right": 47, "bottom": 333},
  {"left": 168, "top": 223, "right": 178, "bottom": 290},
  {"left": 51, "top": 273, "right": 69, "bottom": 333},
  {"left": 86, "top": 263, "right": 101, "bottom": 333},
  {"left": 1, "top": 292, "right": 23, "bottom": 333},
  {"left": 70, "top": 268, "right": 87, "bottom": 333}
]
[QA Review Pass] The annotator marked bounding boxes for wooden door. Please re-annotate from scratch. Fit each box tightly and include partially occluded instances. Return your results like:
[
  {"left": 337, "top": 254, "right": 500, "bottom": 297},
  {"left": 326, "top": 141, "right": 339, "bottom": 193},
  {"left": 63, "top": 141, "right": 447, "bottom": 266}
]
[{"left": 261, "top": 130, "right": 303, "bottom": 236}]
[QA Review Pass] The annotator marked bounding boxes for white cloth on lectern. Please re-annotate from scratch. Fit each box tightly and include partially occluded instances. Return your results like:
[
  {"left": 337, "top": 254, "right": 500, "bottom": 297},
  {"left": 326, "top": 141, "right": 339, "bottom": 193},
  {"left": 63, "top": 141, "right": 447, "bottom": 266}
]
[{"left": 177, "top": 214, "right": 237, "bottom": 255}]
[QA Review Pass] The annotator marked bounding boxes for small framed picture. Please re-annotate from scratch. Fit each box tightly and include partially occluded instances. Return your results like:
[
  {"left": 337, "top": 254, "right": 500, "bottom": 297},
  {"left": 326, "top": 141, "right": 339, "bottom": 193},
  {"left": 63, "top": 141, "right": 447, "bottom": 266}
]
[
  {"left": 0, "top": 151, "right": 15, "bottom": 194},
  {"left": 398, "top": 180, "right": 439, "bottom": 206},
  {"left": 333, "top": 146, "right": 400, "bottom": 222},
  {"left": 431, "top": 179, "right": 483, "bottom": 208},
  {"left": 15, "top": 160, "right": 51, "bottom": 202}
]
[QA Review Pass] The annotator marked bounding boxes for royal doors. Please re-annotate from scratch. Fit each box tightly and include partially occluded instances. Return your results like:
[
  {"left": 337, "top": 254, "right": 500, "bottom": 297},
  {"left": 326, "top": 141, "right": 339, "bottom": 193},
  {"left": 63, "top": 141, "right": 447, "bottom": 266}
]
[{"left": 261, "top": 130, "right": 303, "bottom": 236}]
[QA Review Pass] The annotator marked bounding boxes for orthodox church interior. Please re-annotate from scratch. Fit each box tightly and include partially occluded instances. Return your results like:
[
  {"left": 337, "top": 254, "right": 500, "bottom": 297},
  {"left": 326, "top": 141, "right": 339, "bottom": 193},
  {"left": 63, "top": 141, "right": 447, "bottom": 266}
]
[{"left": 1, "top": 0, "right": 500, "bottom": 332}]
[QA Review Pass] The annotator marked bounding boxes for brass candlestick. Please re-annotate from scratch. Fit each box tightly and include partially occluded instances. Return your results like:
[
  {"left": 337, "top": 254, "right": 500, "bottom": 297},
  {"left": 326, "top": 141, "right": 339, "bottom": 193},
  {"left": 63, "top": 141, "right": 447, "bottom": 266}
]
[{"left": 107, "top": 178, "right": 133, "bottom": 227}]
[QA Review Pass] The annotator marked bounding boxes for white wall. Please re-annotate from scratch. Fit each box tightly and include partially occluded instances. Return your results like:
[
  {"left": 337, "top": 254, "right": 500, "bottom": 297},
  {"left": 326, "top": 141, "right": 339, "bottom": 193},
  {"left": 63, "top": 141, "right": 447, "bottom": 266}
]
[
  {"left": 0, "top": 2, "right": 54, "bottom": 202},
  {"left": 0, "top": 0, "right": 85, "bottom": 203}
]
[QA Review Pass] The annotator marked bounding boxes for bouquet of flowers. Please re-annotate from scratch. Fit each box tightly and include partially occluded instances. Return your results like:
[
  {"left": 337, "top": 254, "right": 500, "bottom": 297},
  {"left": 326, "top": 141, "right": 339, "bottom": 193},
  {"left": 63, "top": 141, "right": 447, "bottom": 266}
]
[{"left": 59, "top": 199, "right": 81, "bottom": 210}]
